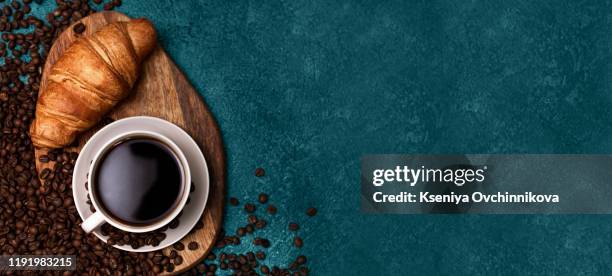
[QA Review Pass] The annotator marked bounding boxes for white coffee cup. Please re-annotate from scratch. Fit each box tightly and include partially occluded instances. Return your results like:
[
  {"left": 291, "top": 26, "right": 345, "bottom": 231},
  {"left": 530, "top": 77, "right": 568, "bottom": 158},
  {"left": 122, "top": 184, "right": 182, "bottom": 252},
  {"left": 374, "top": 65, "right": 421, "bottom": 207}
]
[{"left": 81, "top": 130, "right": 191, "bottom": 233}]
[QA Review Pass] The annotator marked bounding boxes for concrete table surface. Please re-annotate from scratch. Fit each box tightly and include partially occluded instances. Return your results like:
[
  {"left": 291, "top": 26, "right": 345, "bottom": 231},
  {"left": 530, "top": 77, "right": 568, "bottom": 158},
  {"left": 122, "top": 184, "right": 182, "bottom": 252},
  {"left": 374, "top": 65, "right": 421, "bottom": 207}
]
[{"left": 32, "top": 1, "right": 612, "bottom": 274}]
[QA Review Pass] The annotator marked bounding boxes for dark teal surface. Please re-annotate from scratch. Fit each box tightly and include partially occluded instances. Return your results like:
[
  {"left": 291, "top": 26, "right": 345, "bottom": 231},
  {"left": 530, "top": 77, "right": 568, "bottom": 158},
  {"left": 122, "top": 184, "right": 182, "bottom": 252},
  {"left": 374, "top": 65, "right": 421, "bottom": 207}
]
[{"left": 38, "top": 0, "right": 612, "bottom": 274}]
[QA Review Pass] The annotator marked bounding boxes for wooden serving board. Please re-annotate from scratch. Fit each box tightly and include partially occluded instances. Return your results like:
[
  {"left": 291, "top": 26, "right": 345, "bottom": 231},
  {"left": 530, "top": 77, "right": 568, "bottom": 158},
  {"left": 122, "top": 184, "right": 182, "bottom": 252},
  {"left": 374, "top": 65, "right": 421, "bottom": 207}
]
[{"left": 33, "top": 11, "right": 225, "bottom": 275}]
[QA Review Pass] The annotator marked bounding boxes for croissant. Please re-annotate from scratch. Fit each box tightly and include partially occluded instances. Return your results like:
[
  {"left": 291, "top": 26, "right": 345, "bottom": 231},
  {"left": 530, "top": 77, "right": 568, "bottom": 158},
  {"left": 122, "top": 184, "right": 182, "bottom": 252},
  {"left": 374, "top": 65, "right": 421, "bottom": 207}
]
[{"left": 30, "top": 18, "right": 157, "bottom": 148}]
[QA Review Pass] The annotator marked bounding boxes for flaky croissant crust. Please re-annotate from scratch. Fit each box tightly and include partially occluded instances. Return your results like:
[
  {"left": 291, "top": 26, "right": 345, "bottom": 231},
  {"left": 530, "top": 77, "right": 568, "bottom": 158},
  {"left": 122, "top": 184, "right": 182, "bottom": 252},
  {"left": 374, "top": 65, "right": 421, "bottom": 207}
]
[{"left": 30, "top": 18, "right": 156, "bottom": 148}]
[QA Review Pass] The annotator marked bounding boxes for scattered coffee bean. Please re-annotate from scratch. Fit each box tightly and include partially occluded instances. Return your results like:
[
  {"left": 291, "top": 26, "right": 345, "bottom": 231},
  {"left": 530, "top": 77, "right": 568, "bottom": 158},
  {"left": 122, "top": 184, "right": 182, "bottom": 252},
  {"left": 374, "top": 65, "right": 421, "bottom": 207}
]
[
  {"left": 258, "top": 193, "right": 269, "bottom": 203},
  {"left": 188, "top": 241, "right": 199, "bottom": 250},
  {"left": 246, "top": 224, "right": 254, "bottom": 233},
  {"left": 248, "top": 214, "right": 258, "bottom": 224},
  {"left": 196, "top": 263, "right": 207, "bottom": 272},
  {"left": 255, "top": 167, "right": 265, "bottom": 177},
  {"left": 173, "top": 241, "right": 185, "bottom": 251},
  {"left": 229, "top": 197, "right": 239, "bottom": 206},
  {"left": 294, "top": 236, "right": 304, "bottom": 248},
  {"left": 38, "top": 155, "right": 49, "bottom": 163},
  {"left": 73, "top": 22, "right": 85, "bottom": 34},
  {"left": 267, "top": 204, "right": 278, "bottom": 214},
  {"left": 173, "top": 255, "right": 183, "bottom": 265},
  {"left": 254, "top": 237, "right": 271, "bottom": 248},
  {"left": 289, "top": 222, "right": 299, "bottom": 231},
  {"left": 296, "top": 255, "right": 307, "bottom": 265},
  {"left": 255, "top": 251, "right": 266, "bottom": 260},
  {"left": 306, "top": 207, "right": 318, "bottom": 217},
  {"left": 168, "top": 218, "right": 180, "bottom": 229},
  {"left": 244, "top": 203, "right": 256, "bottom": 213},
  {"left": 255, "top": 219, "right": 267, "bottom": 229},
  {"left": 236, "top": 227, "right": 246, "bottom": 236}
]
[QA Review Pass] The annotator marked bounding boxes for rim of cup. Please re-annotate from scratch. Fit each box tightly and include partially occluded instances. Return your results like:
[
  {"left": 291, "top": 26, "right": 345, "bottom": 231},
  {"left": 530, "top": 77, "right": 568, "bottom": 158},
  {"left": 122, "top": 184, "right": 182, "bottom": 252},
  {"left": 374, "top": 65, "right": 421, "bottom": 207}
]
[{"left": 85, "top": 130, "right": 191, "bottom": 233}]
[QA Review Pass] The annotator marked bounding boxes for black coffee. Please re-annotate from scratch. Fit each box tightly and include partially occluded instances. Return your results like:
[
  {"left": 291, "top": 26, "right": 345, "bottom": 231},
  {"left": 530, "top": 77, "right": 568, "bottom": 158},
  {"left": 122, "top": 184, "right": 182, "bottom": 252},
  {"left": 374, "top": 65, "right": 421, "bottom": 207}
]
[{"left": 93, "top": 137, "right": 183, "bottom": 225}]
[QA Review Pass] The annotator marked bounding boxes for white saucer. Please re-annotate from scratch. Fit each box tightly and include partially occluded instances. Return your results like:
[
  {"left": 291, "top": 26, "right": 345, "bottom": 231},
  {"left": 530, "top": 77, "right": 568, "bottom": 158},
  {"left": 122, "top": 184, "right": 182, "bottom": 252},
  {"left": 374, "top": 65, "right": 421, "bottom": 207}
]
[{"left": 72, "top": 116, "right": 210, "bottom": 252}]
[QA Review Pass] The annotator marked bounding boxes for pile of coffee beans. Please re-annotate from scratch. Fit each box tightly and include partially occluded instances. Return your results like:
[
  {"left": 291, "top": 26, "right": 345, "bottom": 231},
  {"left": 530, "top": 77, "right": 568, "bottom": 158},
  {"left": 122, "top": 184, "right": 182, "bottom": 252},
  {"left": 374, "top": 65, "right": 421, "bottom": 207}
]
[
  {"left": 0, "top": 1, "right": 316, "bottom": 275},
  {"left": 0, "top": 0, "right": 174, "bottom": 275}
]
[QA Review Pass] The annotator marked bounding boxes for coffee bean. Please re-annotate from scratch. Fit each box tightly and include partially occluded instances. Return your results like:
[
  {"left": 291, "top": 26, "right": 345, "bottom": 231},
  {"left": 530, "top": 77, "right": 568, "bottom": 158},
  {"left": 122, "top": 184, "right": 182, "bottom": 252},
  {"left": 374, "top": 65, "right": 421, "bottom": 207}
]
[
  {"left": 267, "top": 204, "right": 278, "bottom": 215},
  {"left": 38, "top": 155, "right": 49, "bottom": 163},
  {"left": 255, "top": 219, "right": 267, "bottom": 229},
  {"left": 246, "top": 251, "right": 255, "bottom": 260},
  {"left": 258, "top": 193, "right": 269, "bottom": 203},
  {"left": 161, "top": 256, "right": 170, "bottom": 266},
  {"left": 173, "top": 242, "right": 185, "bottom": 251},
  {"left": 254, "top": 237, "right": 270, "bottom": 248},
  {"left": 188, "top": 241, "right": 198, "bottom": 250},
  {"left": 296, "top": 255, "right": 307, "bottom": 265},
  {"left": 152, "top": 253, "right": 164, "bottom": 263},
  {"left": 306, "top": 207, "right": 318, "bottom": 217},
  {"left": 195, "top": 220, "right": 204, "bottom": 229},
  {"left": 15, "top": 220, "right": 25, "bottom": 230},
  {"left": 255, "top": 251, "right": 265, "bottom": 260},
  {"left": 238, "top": 254, "right": 247, "bottom": 264},
  {"left": 294, "top": 237, "right": 303, "bottom": 248},
  {"left": 290, "top": 261, "right": 299, "bottom": 271},
  {"left": 173, "top": 255, "right": 183, "bottom": 265},
  {"left": 247, "top": 214, "right": 258, "bottom": 225},
  {"left": 73, "top": 22, "right": 85, "bottom": 34},
  {"left": 40, "top": 168, "right": 50, "bottom": 179},
  {"left": 244, "top": 203, "right": 256, "bottom": 213},
  {"left": 166, "top": 263, "right": 174, "bottom": 272},
  {"left": 255, "top": 167, "right": 265, "bottom": 177},
  {"left": 229, "top": 197, "right": 239, "bottom": 206},
  {"left": 289, "top": 222, "right": 299, "bottom": 231},
  {"left": 168, "top": 218, "right": 179, "bottom": 229}
]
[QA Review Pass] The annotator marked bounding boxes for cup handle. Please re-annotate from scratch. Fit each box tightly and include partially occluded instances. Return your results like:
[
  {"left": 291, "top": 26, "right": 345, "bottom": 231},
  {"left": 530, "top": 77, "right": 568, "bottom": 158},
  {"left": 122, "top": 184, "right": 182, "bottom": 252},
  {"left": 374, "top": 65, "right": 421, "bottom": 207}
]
[{"left": 81, "top": 212, "right": 106, "bottom": 233}]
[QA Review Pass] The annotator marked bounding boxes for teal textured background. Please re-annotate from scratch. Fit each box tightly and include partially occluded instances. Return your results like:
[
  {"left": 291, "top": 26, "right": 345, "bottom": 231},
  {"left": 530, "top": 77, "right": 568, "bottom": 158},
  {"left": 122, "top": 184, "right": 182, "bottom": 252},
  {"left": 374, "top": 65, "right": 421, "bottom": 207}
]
[{"left": 36, "top": 0, "right": 612, "bottom": 274}]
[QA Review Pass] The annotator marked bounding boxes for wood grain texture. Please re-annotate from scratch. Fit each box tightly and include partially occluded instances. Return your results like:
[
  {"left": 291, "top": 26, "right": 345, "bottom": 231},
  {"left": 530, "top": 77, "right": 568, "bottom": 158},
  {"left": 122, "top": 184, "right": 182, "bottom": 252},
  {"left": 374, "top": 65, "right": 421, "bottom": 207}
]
[{"left": 33, "top": 11, "right": 225, "bottom": 275}]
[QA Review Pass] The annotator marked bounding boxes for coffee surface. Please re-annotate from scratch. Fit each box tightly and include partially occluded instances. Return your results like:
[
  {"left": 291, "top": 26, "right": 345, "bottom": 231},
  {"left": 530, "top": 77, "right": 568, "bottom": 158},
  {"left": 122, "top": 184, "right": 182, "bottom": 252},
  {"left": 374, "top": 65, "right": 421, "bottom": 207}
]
[{"left": 93, "top": 138, "right": 183, "bottom": 225}]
